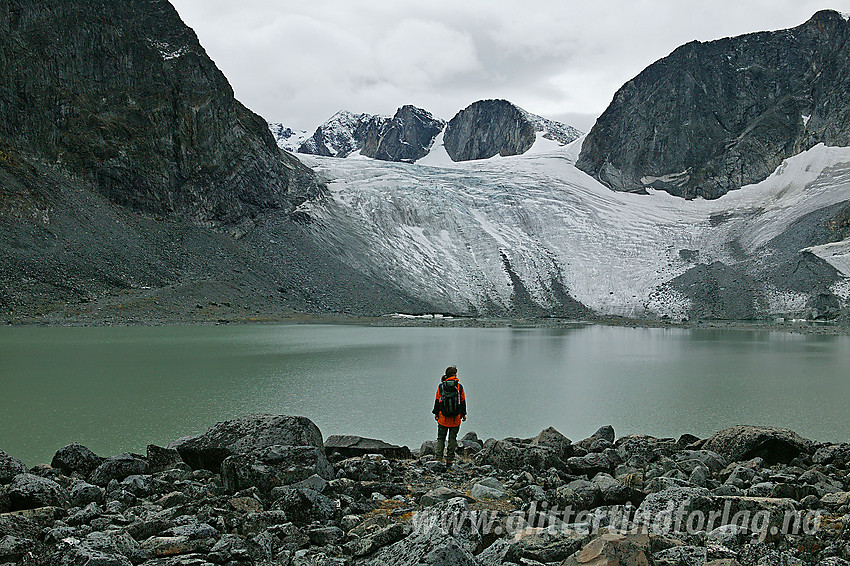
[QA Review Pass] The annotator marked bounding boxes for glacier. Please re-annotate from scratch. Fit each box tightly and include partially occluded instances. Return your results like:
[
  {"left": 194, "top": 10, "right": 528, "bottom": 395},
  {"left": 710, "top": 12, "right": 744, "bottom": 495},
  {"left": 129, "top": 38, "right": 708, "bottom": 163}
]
[{"left": 286, "top": 138, "right": 850, "bottom": 319}]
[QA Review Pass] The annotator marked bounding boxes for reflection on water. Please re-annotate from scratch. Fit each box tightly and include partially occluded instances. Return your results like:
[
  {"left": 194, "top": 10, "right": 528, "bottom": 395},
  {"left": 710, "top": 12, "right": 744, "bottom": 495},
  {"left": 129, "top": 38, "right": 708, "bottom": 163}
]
[{"left": 1, "top": 323, "right": 848, "bottom": 465}]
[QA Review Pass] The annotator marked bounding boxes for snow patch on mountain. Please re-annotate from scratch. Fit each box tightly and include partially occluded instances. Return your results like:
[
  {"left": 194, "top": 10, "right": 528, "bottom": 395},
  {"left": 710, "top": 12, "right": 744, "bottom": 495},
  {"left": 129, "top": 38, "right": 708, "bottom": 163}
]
[
  {"left": 268, "top": 123, "right": 309, "bottom": 153},
  {"left": 518, "top": 108, "right": 583, "bottom": 146}
]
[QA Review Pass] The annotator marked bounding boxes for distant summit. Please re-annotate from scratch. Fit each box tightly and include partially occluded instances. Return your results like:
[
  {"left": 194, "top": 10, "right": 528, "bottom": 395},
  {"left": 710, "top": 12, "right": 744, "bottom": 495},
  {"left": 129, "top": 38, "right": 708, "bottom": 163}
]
[
  {"left": 297, "top": 110, "right": 375, "bottom": 158},
  {"left": 277, "top": 100, "right": 582, "bottom": 164},
  {"left": 443, "top": 99, "right": 582, "bottom": 162},
  {"left": 361, "top": 105, "right": 444, "bottom": 163}
]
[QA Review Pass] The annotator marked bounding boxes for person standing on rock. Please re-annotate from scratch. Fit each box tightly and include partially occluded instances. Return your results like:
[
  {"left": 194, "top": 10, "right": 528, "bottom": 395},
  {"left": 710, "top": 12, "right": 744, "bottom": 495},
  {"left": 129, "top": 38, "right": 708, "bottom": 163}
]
[{"left": 433, "top": 366, "right": 466, "bottom": 467}]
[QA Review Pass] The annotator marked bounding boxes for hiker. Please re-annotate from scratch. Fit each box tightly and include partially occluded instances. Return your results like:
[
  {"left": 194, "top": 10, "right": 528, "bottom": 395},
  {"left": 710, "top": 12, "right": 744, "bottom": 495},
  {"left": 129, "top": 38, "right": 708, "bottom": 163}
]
[{"left": 432, "top": 365, "right": 466, "bottom": 466}]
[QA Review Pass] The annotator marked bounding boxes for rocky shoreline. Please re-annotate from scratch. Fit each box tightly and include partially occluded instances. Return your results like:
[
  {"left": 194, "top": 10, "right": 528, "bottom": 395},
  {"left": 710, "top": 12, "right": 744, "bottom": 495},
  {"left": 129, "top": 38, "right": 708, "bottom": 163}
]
[
  {"left": 2, "top": 416, "right": 850, "bottom": 565},
  {"left": 5, "top": 310, "right": 850, "bottom": 337}
]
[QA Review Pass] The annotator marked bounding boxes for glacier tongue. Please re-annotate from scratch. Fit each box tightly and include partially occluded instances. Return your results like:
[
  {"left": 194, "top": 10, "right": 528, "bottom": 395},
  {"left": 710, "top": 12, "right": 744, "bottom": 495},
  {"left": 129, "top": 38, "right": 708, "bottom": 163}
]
[{"left": 290, "top": 141, "right": 850, "bottom": 318}]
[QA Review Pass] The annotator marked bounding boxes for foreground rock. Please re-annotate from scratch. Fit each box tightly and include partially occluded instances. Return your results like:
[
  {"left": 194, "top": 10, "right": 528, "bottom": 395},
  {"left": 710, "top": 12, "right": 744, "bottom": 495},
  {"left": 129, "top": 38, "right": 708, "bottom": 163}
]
[
  {"left": 175, "top": 414, "right": 325, "bottom": 471},
  {"left": 51, "top": 442, "right": 104, "bottom": 477},
  {"left": 1, "top": 417, "right": 848, "bottom": 566},
  {"left": 701, "top": 425, "right": 811, "bottom": 464},
  {"left": 325, "top": 435, "right": 413, "bottom": 460}
]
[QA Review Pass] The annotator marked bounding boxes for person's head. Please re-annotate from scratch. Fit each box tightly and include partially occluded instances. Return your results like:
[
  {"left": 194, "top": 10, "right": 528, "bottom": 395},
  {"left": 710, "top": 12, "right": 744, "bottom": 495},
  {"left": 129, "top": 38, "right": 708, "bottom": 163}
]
[{"left": 445, "top": 366, "right": 457, "bottom": 378}]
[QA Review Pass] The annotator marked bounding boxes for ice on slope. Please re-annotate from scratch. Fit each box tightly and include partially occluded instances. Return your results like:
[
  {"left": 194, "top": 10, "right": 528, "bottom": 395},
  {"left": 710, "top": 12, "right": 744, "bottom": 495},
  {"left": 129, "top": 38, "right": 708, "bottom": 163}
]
[
  {"left": 292, "top": 140, "right": 850, "bottom": 317},
  {"left": 268, "top": 123, "right": 309, "bottom": 153}
]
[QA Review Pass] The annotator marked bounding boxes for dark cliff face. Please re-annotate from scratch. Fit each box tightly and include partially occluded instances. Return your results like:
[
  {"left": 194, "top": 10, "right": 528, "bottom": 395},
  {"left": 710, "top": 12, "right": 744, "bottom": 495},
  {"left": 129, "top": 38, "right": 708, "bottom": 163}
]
[
  {"left": 577, "top": 10, "right": 850, "bottom": 199},
  {"left": 443, "top": 99, "right": 536, "bottom": 161},
  {"left": 0, "top": 0, "right": 319, "bottom": 223},
  {"left": 360, "top": 105, "right": 444, "bottom": 163}
]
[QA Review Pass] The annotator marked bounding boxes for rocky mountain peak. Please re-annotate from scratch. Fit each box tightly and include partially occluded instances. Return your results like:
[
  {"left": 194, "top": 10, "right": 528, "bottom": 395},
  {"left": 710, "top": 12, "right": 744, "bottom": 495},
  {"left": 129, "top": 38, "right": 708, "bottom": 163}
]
[
  {"left": 576, "top": 9, "right": 850, "bottom": 199},
  {"left": 297, "top": 110, "right": 375, "bottom": 158},
  {"left": 360, "top": 105, "right": 444, "bottom": 163},
  {"left": 0, "top": 0, "right": 320, "bottom": 224},
  {"left": 443, "top": 99, "right": 582, "bottom": 162}
]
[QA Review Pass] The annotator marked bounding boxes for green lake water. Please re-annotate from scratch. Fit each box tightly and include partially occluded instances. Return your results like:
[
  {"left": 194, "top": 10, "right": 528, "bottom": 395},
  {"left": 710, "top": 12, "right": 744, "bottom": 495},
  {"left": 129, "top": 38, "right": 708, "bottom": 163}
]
[{"left": 1, "top": 323, "right": 848, "bottom": 465}]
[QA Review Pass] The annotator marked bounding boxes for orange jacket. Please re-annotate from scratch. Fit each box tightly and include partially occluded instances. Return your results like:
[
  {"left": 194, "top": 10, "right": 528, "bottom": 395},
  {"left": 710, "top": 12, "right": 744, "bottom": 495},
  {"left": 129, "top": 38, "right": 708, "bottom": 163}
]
[{"left": 433, "top": 376, "right": 466, "bottom": 428}]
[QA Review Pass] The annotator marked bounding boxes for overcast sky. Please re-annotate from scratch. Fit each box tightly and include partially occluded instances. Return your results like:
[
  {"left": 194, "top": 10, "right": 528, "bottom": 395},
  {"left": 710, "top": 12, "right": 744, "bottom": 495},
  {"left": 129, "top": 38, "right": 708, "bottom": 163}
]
[{"left": 170, "top": 1, "right": 850, "bottom": 132}]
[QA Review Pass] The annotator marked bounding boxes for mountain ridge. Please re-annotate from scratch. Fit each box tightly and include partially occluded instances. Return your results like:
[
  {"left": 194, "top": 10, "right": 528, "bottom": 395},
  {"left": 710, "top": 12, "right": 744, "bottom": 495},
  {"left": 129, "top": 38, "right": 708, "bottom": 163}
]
[{"left": 577, "top": 9, "right": 850, "bottom": 199}]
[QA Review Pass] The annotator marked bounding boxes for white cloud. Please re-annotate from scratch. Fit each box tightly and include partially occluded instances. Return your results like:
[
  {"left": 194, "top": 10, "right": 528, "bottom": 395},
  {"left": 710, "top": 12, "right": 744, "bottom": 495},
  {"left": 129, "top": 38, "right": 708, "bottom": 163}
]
[{"left": 170, "top": 0, "right": 850, "bottom": 131}]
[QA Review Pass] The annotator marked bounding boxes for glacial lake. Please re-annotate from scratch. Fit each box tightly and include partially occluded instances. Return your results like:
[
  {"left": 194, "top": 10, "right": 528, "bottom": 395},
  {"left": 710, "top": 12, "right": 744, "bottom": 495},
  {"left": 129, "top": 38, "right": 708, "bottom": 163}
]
[{"left": 1, "top": 323, "right": 849, "bottom": 465}]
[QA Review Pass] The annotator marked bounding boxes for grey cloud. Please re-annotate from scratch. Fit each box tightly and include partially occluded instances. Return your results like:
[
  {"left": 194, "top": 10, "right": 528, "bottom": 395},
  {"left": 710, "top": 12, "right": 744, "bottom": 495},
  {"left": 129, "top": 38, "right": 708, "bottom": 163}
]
[{"left": 171, "top": 0, "right": 850, "bottom": 131}]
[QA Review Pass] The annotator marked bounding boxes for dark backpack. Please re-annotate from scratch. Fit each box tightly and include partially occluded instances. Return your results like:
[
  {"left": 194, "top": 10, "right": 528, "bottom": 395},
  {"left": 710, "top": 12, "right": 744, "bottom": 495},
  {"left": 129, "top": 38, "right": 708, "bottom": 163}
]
[{"left": 439, "top": 380, "right": 461, "bottom": 418}]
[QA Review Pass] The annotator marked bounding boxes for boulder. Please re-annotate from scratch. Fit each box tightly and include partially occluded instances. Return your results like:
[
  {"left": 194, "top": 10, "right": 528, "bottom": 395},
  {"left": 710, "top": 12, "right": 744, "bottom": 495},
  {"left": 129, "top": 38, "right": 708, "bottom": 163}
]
[
  {"left": 271, "top": 486, "right": 339, "bottom": 525},
  {"left": 566, "top": 451, "right": 620, "bottom": 477},
  {"left": 69, "top": 481, "right": 106, "bottom": 507},
  {"left": 635, "top": 487, "right": 713, "bottom": 533},
  {"left": 419, "top": 440, "right": 436, "bottom": 456},
  {"left": 7, "top": 473, "right": 68, "bottom": 510},
  {"left": 0, "top": 450, "right": 26, "bottom": 484},
  {"left": 336, "top": 455, "right": 393, "bottom": 482},
  {"left": 674, "top": 449, "right": 728, "bottom": 473},
  {"left": 420, "top": 486, "right": 467, "bottom": 507},
  {"left": 821, "top": 491, "right": 850, "bottom": 510},
  {"left": 324, "top": 435, "right": 412, "bottom": 460},
  {"left": 701, "top": 426, "right": 811, "bottom": 465},
  {"left": 50, "top": 541, "right": 133, "bottom": 566},
  {"left": 502, "top": 526, "right": 587, "bottom": 563},
  {"left": 346, "top": 523, "right": 408, "bottom": 557},
  {"left": 175, "top": 414, "right": 325, "bottom": 472},
  {"left": 554, "top": 479, "right": 601, "bottom": 512},
  {"left": 146, "top": 444, "right": 184, "bottom": 472},
  {"left": 813, "top": 443, "right": 850, "bottom": 465},
  {"left": 530, "top": 427, "right": 574, "bottom": 460},
  {"left": 616, "top": 435, "right": 679, "bottom": 462},
  {"left": 470, "top": 478, "right": 508, "bottom": 500},
  {"left": 88, "top": 454, "right": 149, "bottom": 486},
  {"left": 476, "top": 437, "right": 566, "bottom": 472},
  {"left": 593, "top": 473, "right": 646, "bottom": 506},
  {"left": 561, "top": 532, "right": 651, "bottom": 566},
  {"left": 0, "top": 534, "right": 34, "bottom": 563},
  {"left": 51, "top": 442, "right": 104, "bottom": 477},
  {"left": 361, "top": 497, "right": 480, "bottom": 565},
  {"left": 220, "top": 445, "right": 334, "bottom": 495}
]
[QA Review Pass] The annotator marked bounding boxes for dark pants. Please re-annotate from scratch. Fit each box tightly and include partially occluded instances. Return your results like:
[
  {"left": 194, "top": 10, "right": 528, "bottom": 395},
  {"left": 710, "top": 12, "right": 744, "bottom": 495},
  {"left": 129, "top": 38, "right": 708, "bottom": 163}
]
[{"left": 436, "top": 424, "right": 459, "bottom": 462}]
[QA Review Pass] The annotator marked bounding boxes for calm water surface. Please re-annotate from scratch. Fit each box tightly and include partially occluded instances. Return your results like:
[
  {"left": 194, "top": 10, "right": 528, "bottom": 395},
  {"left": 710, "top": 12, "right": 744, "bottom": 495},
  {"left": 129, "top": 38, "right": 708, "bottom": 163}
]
[{"left": 1, "top": 323, "right": 848, "bottom": 465}]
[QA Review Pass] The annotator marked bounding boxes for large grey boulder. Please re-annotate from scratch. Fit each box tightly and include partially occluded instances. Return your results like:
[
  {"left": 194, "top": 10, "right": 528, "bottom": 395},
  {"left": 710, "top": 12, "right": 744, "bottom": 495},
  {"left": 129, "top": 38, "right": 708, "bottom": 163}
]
[
  {"left": 7, "top": 473, "right": 68, "bottom": 510},
  {"left": 0, "top": 450, "right": 26, "bottom": 484},
  {"left": 444, "top": 99, "right": 536, "bottom": 161},
  {"left": 88, "top": 454, "right": 149, "bottom": 487},
  {"left": 476, "top": 429, "right": 570, "bottom": 471},
  {"left": 701, "top": 425, "right": 811, "bottom": 465},
  {"left": 51, "top": 443, "right": 104, "bottom": 477},
  {"left": 577, "top": 10, "right": 850, "bottom": 200},
  {"left": 175, "top": 414, "right": 325, "bottom": 472},
  {"left": 530, "top": 426, "right": 574, "bottom": 461},
  {"left": 813, "top": 443, "right": 850, "bottom": 465},
  {"left": 271, "top": 486, "right": 339, "bottom": 526},
  {"left": 324, "top": 435, "right": 412, "bottom": 460},
  {"left": 561, "top": 532, "right": 651, "bottom": 566},
  {"left": 361, "top": 497, "right": 480, "bottom": 566},
  {"left": 502, "top": 526, "right": 588, "bottom": 563},
  {"left": 220, "top": 445, "right": 333, "bottom": 495},
  {"left": 360, "top": 105, "right": 444, "bottom": 163}
]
